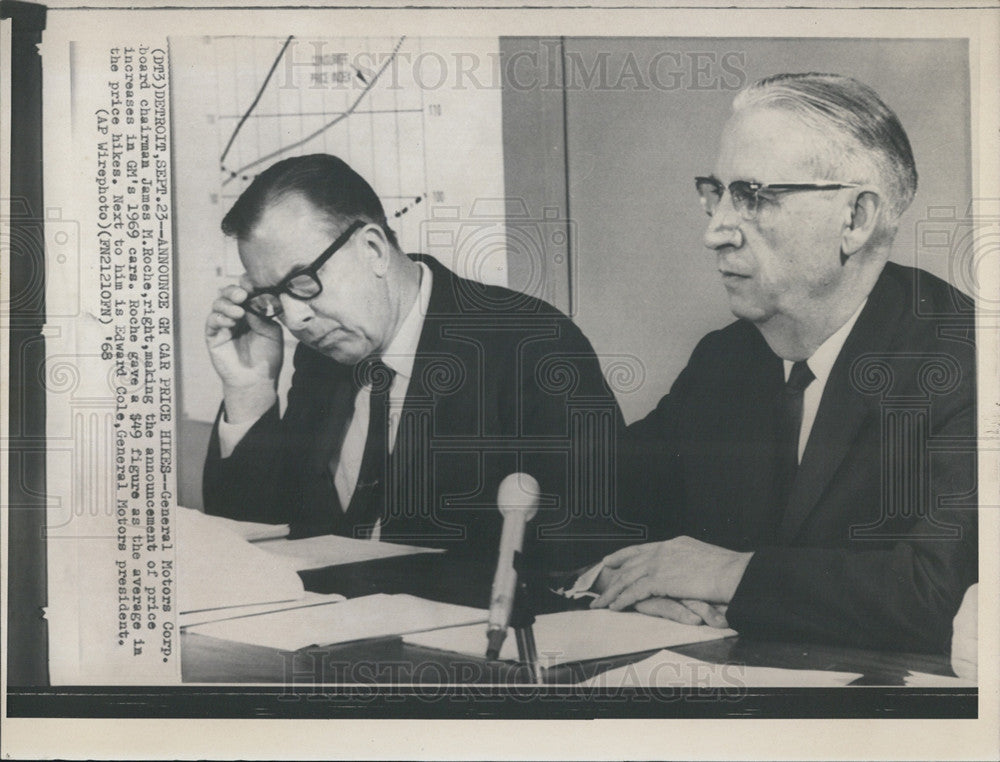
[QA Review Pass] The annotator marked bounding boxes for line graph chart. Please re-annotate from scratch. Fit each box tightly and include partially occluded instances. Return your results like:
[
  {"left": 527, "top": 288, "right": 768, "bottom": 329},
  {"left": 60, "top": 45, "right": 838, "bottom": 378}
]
[
  {"left": 209, "top": 34, "right": 429, "bottom": 250},
  {"left": 170, "top": 35, "right": 506, "bottom": 421},
  {"left": 218, "top": 35, "right": 410, "bottom": 183}
]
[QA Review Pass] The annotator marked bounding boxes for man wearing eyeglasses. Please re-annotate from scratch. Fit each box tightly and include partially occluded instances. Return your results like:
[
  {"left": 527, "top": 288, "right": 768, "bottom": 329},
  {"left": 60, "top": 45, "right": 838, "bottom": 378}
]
[
  {"left": 589, "top": 73, "right": 976, "bottom": 653},
  {"left": 202, "top": 154, "right": 626, "bottom": 570}
]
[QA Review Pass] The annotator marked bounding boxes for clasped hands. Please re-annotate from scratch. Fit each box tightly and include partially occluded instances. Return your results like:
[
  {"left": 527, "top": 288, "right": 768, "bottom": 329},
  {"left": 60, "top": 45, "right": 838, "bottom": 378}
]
[{"left": 589, "top": 536, "right": 753, "bottom": 629}]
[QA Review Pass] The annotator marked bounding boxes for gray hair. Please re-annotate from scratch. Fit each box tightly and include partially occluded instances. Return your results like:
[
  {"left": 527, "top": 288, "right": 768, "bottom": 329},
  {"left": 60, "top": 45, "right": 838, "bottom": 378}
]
[{"left": 733, "top": 73, "right": 917, "bottom": 240}]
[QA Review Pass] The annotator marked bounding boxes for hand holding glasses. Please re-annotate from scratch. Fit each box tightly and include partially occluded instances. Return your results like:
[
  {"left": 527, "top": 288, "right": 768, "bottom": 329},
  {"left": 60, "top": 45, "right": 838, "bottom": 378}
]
[{"left": 204, "top": 219, "right": 365, "bottom": 420}]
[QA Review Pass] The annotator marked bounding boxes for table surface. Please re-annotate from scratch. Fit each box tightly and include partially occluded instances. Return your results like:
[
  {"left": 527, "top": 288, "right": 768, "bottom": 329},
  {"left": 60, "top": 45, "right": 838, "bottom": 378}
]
[{"left": 181, "top": 551, "right": 958, "bottom": 686}]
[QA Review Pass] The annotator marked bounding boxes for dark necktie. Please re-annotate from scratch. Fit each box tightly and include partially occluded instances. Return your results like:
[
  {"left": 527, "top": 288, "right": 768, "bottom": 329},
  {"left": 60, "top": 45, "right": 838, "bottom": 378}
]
[
  {"left": 344, "top": 358, "right": 395, "bottom": 539},
  {"left": 773, "top": 360, "right": 815, "bottom": 525}
]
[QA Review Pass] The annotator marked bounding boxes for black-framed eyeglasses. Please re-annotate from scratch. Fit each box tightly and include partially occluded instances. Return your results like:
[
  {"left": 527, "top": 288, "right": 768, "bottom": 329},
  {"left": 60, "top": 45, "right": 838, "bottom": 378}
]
[
  {"left": 695, "top": 176, "right": 859, "bottom": 220},
  {"left": 241, "top": 219, "right": 365, "bottom": 319}
]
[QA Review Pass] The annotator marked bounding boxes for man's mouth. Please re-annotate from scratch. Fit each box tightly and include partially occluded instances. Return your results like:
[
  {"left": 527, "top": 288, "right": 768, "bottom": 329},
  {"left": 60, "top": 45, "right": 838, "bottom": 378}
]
[
  {"left": 717, "top": 251, "right": 750, "bottom": 280},
  {"left": 719, "top": 269, "right": 751, "bottom": 279},
  {"left": 313, "top": 328, "right": 344, "bottom": 349}
]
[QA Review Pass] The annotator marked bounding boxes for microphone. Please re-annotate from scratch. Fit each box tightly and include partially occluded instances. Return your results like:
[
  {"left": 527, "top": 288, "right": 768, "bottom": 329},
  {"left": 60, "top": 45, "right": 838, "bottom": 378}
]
[{"left": 486, "top": 473, "right": 540, "bottom": 660}]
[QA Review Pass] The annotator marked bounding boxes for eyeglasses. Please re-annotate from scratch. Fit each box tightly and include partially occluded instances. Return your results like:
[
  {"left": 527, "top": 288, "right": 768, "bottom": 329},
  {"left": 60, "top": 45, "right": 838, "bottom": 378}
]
[
  {"left": 695, "top": 176, "right": 859, "bottom": 220},
  {"left": 241, "top": 220, "right": 365, "bottom": 319}
]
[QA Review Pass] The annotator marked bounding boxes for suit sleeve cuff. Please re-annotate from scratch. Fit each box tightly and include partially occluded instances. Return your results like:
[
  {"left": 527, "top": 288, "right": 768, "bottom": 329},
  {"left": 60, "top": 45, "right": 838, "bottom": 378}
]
[{"left": 725, "top": 549, "right": 775, "bottom": 625}]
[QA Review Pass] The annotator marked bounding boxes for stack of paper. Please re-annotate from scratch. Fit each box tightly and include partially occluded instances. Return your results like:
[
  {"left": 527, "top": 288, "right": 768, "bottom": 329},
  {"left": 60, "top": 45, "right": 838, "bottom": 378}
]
[
  {"left": 176, "top": 507, "right": 304, "bottom": 613},
  {"left": 257, "top": 534, "right": 443, "bottom": 571},
  {"left": 404, "top": 608, "right": 736, "bottom": 667},
  {"left": 179, "top": 591, "right": 346, "bottom": 628},
  {"left": 186, "top": 593, "right": 488, "bottom": 650},
  {"left": 581, "top": 650, "right": 862, "bottom": 688}
]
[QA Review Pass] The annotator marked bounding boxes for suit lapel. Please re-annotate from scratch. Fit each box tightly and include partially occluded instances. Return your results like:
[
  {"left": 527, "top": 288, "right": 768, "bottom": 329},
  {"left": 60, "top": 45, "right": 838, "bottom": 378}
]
[
  {"left": 374, "top": 257, "right": 463, "bottom": 538},
  {"left": 778, "top": 268, "right": 904, "bottom": 541},
  {"left": 390, "top": 256, "right": 456, "bottom": 467},
  {"left": 731, "top": 334, "right": 787, "bottom": 545}
]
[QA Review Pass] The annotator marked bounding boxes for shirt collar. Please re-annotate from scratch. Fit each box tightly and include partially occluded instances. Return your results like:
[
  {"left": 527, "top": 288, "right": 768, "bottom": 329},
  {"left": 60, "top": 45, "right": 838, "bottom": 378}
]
[
  {"left": 380, "top": 261, "right": 433, "bottom": 381},
  {"left": 784, "top": 298, "right": 867, "bottom": 385}
]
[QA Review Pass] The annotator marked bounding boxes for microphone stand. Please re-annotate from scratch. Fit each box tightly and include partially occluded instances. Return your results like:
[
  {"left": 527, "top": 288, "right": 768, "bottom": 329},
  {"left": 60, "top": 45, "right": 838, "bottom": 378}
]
[{"left": 510, "top": 551, "right": 544, "bottom": 686}]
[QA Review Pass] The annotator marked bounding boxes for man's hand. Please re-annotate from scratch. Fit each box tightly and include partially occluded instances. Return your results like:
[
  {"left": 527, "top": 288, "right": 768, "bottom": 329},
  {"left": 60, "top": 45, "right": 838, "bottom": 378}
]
[
  {"left": 590, "top": 536, "right": 753, "bottom": 612},
  {"left": 205, "top": 281, "right": 283, "bottom": 423},
  {"left": 633, "top": 597, "right": 731, "bottom": 628}
]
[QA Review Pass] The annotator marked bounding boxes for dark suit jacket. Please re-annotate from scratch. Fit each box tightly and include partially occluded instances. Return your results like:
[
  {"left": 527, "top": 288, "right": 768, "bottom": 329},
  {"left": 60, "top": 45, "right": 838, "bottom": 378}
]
[
  {"left": 204, "top": 255, "right": 635, "bottom": 572},
  {"left": 623, "top": 262, "right": 977, "bottom": 653}
]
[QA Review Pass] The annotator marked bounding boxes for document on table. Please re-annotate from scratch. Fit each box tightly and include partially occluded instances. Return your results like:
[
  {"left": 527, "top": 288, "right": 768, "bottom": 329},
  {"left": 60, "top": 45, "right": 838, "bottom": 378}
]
[
  {"left": 186, "top": 593, "right": 488, "bottom": 650},
  {"left": 179, "top": 591, "right": 347, "bottom": 628},
  {"left": 176, "top": 507, "right": 305, "bottom": 613},
  {"left": 404, "top": 609, "right": 736, "bottom": 667},
  {"left": 256, "top": 534, "right": 443, "bottom": 571},
  {"left": 582, "top": 649, "right": 862, "bottom": 688},
  {"left": 218, "top": 516, "right": 290, "bottom": 542},
  {"left": 904, "top": 670, "right": 976, "bottom": 687}
]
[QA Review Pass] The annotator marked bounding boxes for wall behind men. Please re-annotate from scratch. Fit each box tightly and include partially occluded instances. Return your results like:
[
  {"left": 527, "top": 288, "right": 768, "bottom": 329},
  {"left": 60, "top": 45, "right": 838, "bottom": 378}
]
[{"left": 502, "top": 37, "right": 972, "bottom": 423}]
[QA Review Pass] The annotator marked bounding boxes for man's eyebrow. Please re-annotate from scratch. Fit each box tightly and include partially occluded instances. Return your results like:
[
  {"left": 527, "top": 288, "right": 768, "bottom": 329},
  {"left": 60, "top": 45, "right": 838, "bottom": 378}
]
[
  {"left": 248, "top": 260, "right": 311, "bottom": 292},
  {"left": 277, "top": 250, "right": 329, "bottom": 283},
  {"left": 280, "top": 260, "right": 316, "bottom": 278},
  {"left": 714, "top": 174, "right": 764, "bottom": 184},
  {"left": 707, "top": 173, "right": 756, "bottom": 186}
]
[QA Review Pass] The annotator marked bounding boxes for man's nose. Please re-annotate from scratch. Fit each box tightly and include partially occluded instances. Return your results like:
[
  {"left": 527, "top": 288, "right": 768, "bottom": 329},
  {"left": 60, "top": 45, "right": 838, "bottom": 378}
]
[
  {"left": 703, "top": 197, "right": 744, "bottom": 250},
  {"left": 278, "top": 294, "right": 314, "bottom": 330}
]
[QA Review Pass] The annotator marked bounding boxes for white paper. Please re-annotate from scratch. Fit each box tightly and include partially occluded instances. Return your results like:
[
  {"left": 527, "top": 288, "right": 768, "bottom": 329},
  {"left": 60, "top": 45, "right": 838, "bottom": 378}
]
[
  {"left": 904, "top": 670, "right": 976, "bottom": 688},
  {"left": 257, "top": 533, "right": 442, "bottom": 571},
  {"left": 583, "top": 650, "right": 862, "bottom": 688},
  {"left": 176, "top": 507, "right": 304, "bottom": 613},
  {"left": 41, "top": 35, "right": 182, "bottom": 685},
  {"left": 205, "top": 514, "right": 290, "bottom": 542},
  {"left": 404, "top": 608, "right": 736, "bottom": 667},
  {"left": 951, "top": 582, "right": 978, "bottom": 681},
  {"left": 178, "top": 590, "right": 345, "bottom": 628},
  {"left": 187, "top": 593, "right": 488, "bottom": 650}
]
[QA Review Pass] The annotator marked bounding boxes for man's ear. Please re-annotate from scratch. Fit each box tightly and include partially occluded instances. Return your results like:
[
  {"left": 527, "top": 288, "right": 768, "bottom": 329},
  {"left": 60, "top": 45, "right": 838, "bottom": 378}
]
[
  {"left": 361, "top": 223, "right": 391, "bottom": 277},
  {"left": 841, "top": 189, "right": 882, "bottom": 259}
]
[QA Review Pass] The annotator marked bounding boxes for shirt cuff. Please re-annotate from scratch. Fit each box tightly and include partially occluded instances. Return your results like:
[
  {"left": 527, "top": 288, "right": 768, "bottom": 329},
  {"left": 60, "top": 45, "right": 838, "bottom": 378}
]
[{"left": 217, "top": 412, "right": 259, "bottom": 458}]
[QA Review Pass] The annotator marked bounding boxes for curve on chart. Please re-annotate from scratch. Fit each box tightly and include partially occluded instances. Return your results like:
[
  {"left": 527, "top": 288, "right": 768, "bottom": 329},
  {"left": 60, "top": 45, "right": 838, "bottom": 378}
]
[
  {"left": 219, "top": 35, "right": 295, "bottom": 172},
  {"left": 222, "top": 35, "right": 408, "bottom": 185}
]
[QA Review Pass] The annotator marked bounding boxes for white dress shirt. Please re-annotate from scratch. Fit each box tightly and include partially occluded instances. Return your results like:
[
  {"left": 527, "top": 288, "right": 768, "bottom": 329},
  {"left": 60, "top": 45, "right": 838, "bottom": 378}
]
[
  {"left": 783, "top": 299, "right": 866, "bottom": 463},
  {"left": 218, "top": 263, "right": 433, "bottom": 534}
]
